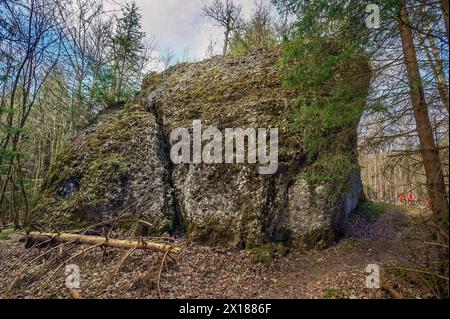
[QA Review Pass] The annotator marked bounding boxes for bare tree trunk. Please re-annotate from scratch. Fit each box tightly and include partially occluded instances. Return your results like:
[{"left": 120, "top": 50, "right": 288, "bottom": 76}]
[
  {"left": 16, "top": 158, "right": 29, "bottom": 226},
  {"left": 418, "top": 0, "right": 449, "bottom": 112},
  {"left": 425, "top": 35, "right": 449, "bottom": 111},
  {"left": 399, "top": 4, "right": 448, "bottom": 218},
  {"left": 223, "top": 29, "right": 230, "bottom": 56},
  {"left": 441, "top": 0, "right": 449, "bottom": 39}
]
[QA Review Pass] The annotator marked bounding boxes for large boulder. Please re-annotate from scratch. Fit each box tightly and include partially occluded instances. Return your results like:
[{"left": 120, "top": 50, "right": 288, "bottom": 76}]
[
  {"left": 30, "top": 105, "right": 177, "bottom": 234},
  {"left": 30, "top": 49, "right": 365, "bottom": 249}
]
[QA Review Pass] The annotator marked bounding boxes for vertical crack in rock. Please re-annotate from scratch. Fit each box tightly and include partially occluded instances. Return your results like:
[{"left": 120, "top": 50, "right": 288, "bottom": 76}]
[{"left": 144, "top": 95, "right": 184, "bottom": 234}]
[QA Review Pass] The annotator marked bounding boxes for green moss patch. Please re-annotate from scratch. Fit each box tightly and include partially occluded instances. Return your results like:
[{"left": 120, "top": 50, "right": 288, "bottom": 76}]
[
  {"left": 188, "top": 216, "right": 236, "bottom": 246},
  {"left": 249, "top": 243, "right": 290, "bottom": 266},
  {"left": 0, "top": 228, "right": 22, "bottom": 240},
  {"left": 29, "top": 103, "right": 171, "bottom": 233},
  {"left": 353, "top": 201, "right": 390, "bottom": 222}
]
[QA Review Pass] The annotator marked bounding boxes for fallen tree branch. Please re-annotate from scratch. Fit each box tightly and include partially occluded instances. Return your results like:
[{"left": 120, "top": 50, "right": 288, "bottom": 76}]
[{"left": 28, "top": 232, "right": 181, "bottom": 254}]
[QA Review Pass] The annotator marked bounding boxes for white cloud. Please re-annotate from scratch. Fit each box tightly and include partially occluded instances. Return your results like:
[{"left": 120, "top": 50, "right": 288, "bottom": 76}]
[{"left": 107, "top": 0, "right": 272, "bottom": 67}]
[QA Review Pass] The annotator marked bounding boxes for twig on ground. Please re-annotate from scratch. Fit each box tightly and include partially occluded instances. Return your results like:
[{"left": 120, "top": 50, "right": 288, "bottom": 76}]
[
  {"left": 6, "top": 237, "right": 54, "bottom": 273},
  {"left": 158, "top": 250, "right": 170, "bottom": 299},
  {"left": 113, "top": 247, "right": 137, "bottom": 278},
  {"left": 43, "top": 242, "right": 104, "bottom": 286},
  {"left": 387, "top": 266, "right": 449, "bottom": 281},
  {"left": 3, "top": 240, "right": 76, "bottom": 296}
]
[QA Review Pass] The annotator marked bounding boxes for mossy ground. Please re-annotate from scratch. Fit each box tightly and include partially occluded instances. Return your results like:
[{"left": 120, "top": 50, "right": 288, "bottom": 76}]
[
  {"left": 323, "top": 286, "right": 356, "bottom": 299},
  {"left": 249, "top": 243, "right": 290, "bottom": 266},
  {"left": 0, "top": 228, "right": 22, "bottom": 240},
  {"left": 353, "top": 201, "right": 391, "bottom": 222}
]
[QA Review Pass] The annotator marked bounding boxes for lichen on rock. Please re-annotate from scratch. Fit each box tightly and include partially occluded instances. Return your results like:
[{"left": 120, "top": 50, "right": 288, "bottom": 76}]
[
  {"left": 30, "top": 103, "right": 176, "bottom": 234},
  {"left": 30, "top": 49, "right": 366, "bottom": 249}
]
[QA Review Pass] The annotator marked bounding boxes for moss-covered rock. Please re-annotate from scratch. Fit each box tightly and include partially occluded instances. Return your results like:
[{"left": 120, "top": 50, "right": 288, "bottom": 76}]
[
  {"left": 31, "top": 49, "right": 366, "bottom": 248},
  {"left": 138, "top": 49, "right": 365, "bottom": 248},
  {"left": 30, "top": 104, "right": 176, "bottom": 234}
]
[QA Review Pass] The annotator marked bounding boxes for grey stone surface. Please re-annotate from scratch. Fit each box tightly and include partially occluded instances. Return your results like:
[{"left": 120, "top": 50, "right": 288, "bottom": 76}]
[{"left": 31, "top": 49, "right": 366, "bottom": 248}]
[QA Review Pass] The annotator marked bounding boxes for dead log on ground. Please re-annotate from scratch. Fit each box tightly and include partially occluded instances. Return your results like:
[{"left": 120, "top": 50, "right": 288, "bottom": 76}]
[{"left": 27, "top": 232, "right": 181, "bottom": 254}]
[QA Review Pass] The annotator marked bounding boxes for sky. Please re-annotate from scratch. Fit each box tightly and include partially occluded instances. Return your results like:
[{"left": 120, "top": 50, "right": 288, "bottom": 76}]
[{"left": 106, "top": 0, "right": 273, "bottom": 67}]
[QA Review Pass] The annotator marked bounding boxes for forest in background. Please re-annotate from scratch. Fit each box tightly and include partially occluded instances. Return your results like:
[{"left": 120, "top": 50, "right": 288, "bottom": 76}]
[
  {"left": 0, "top": 0, "right": 448, "bottom": 299},
  {"left": 0, "top": 0, "right": 448, "bottom": 238}
]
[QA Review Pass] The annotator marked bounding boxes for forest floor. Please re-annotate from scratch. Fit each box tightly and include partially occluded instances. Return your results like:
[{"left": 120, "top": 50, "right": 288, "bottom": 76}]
[{"left": 0, "top": 204, "right": 438, "bottom": 299}]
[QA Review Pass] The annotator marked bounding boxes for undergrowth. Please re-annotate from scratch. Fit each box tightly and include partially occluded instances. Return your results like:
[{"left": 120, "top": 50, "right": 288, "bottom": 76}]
[{"left": 353, "top": 201, "right": 390, "bottom": 222}]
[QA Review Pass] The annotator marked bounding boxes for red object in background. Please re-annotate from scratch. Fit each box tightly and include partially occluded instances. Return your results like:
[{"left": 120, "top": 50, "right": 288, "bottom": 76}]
[
  {"left": 398, "top": 194, "right": 404, "bottom": 202},
  {"left": 407, "top": 193, "right": 414, "bottom": 203}
]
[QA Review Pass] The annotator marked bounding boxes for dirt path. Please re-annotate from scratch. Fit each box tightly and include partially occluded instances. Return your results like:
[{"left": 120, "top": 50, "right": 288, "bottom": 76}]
[{"left": 0, "top": 206, "right": 431, "bottom": 299}]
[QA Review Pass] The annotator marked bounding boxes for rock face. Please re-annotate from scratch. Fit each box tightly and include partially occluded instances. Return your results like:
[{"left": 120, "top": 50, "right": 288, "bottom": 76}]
[
  {"left": 31, "top": 105, "right": 177, "bottom": 234},
  {"left": 30, "top": 49, "right": 365, "bottom": 249}
]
